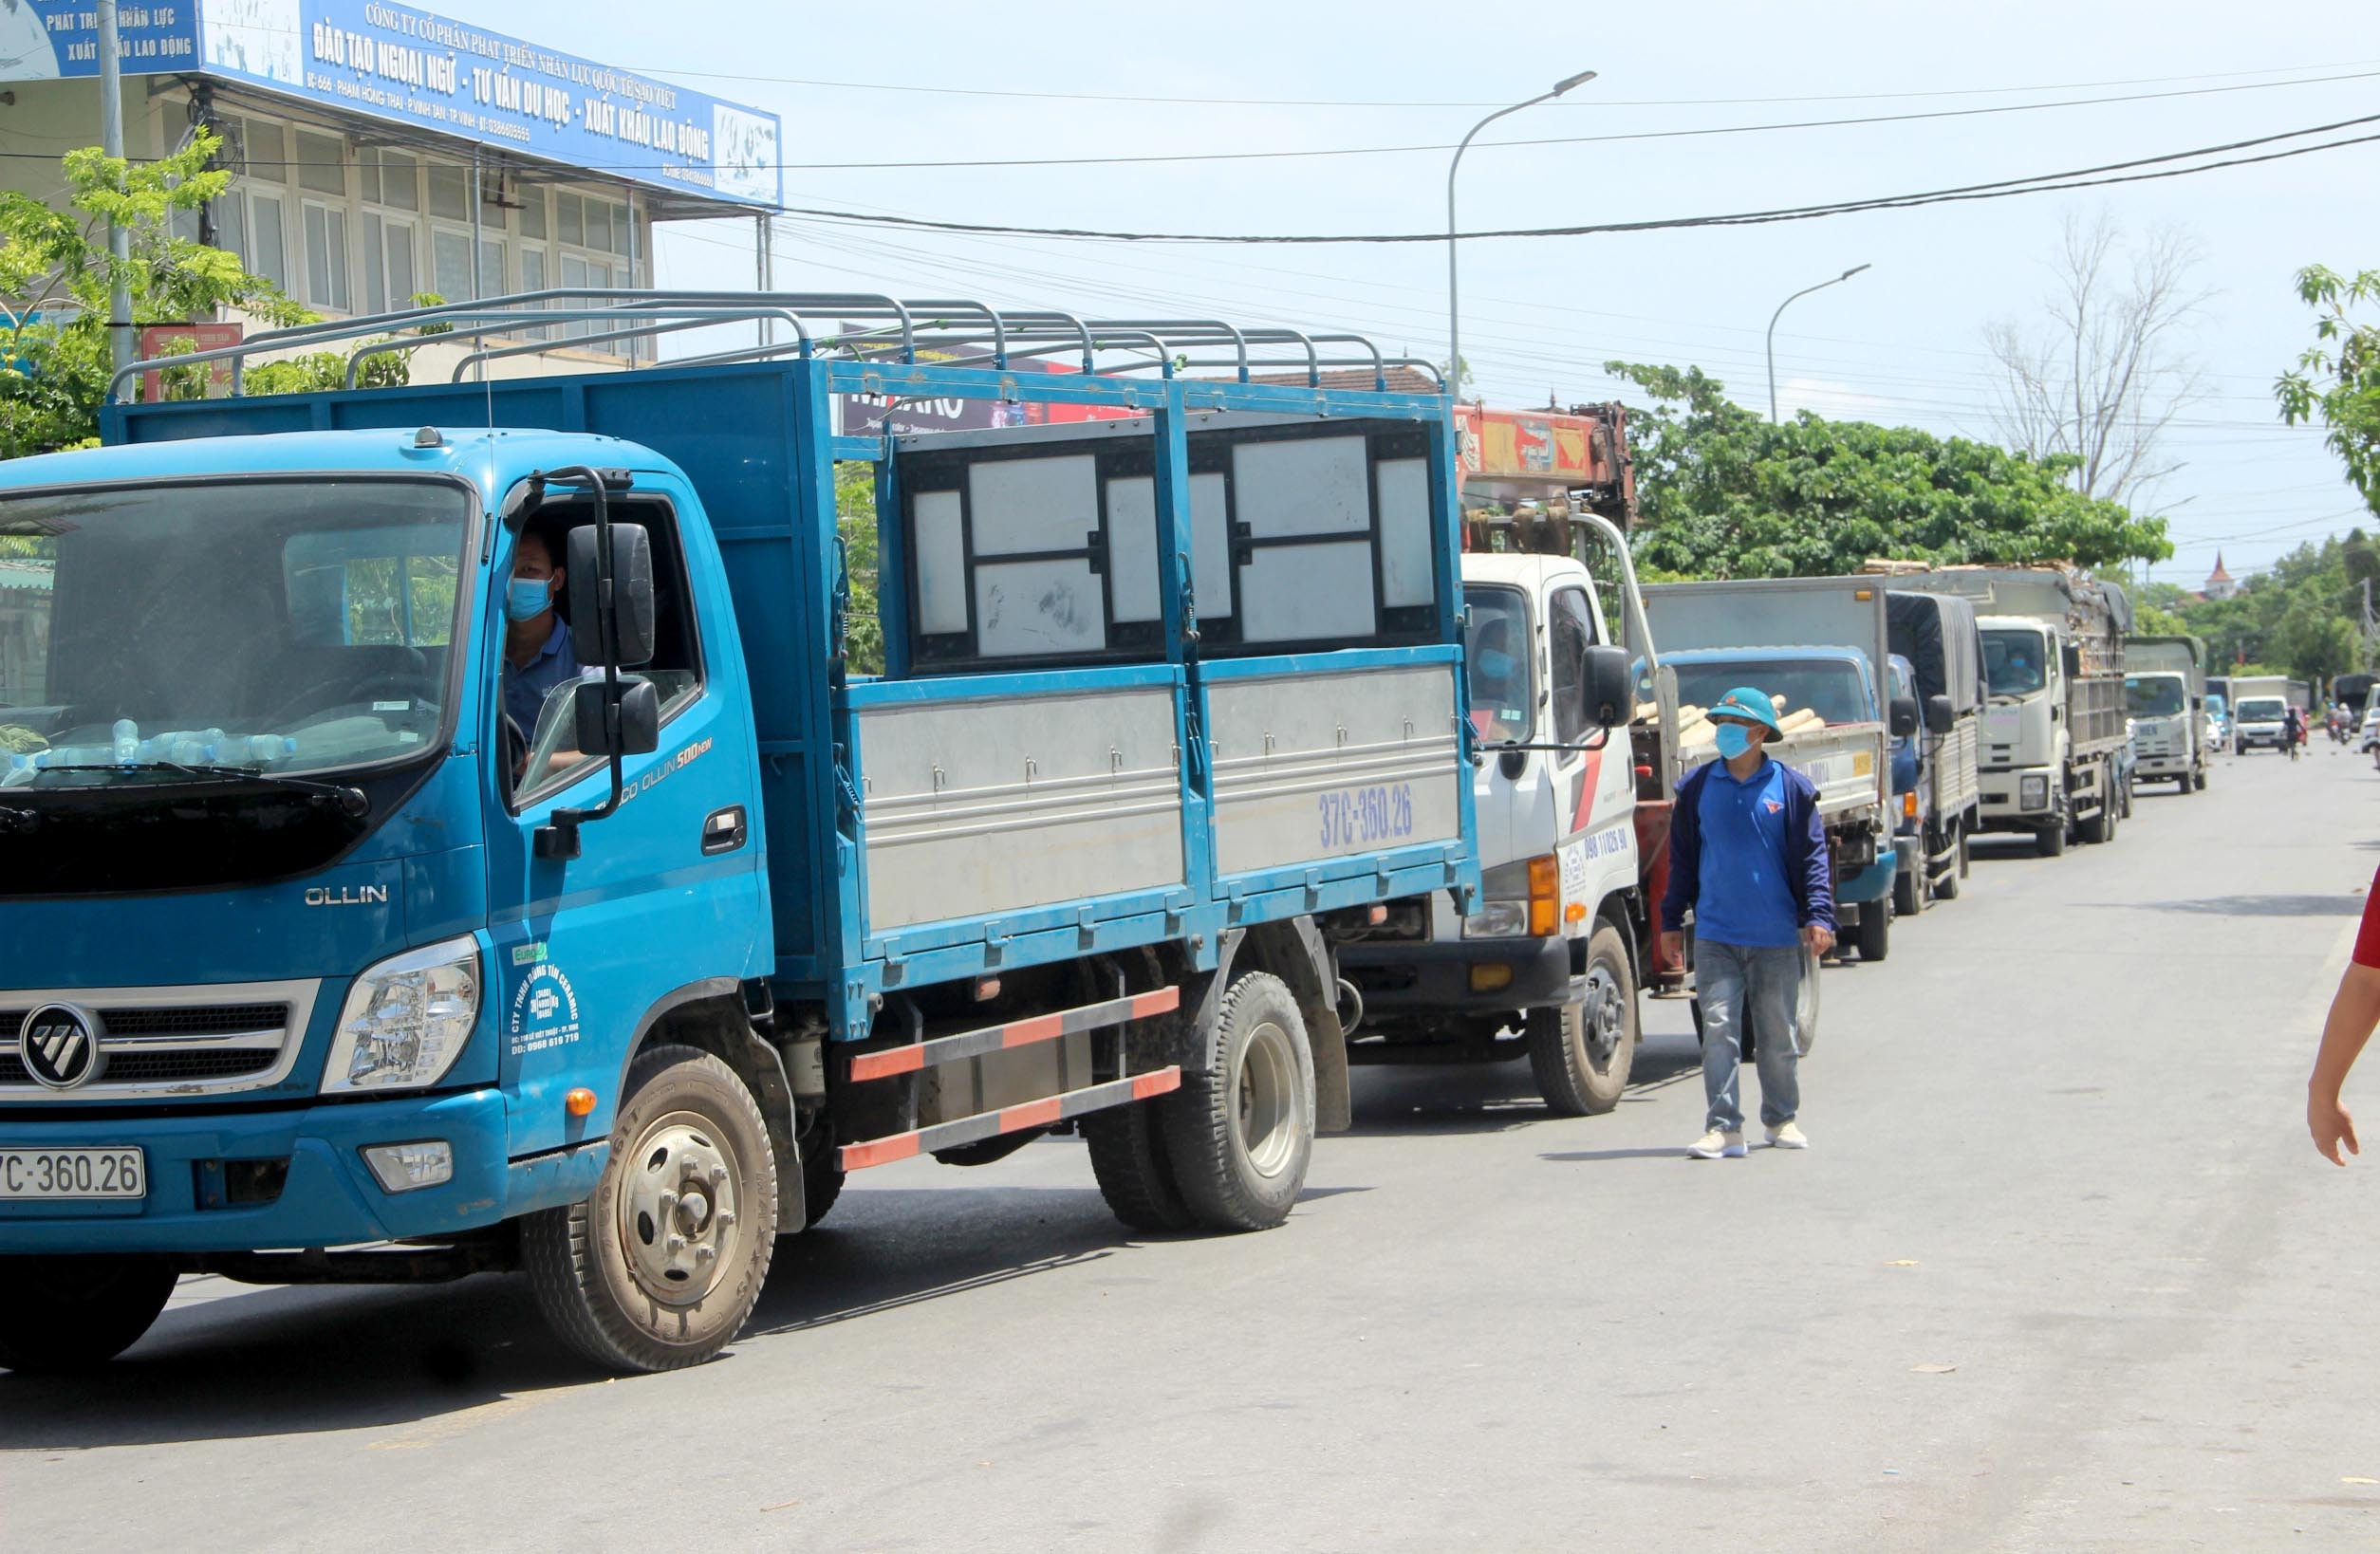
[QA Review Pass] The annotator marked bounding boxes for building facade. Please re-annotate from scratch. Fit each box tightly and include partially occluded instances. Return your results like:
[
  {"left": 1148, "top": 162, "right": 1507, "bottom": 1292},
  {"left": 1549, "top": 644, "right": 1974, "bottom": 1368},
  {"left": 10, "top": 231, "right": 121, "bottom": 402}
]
[{"left": 0, "top": 4, "right": 782, "bottom": 376}]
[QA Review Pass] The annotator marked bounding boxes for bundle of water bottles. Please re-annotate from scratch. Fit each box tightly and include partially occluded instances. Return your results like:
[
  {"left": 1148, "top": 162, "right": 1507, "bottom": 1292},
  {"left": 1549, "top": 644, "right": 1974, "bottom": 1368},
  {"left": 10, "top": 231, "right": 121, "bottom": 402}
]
[{"left": 0, "top": 718, "right": 298, "bottom": 785}]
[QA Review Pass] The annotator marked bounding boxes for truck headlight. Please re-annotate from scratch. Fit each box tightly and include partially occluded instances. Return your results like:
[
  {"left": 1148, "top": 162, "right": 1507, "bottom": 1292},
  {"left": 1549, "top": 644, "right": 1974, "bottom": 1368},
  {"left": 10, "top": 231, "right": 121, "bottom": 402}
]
[
  {"left": 1462, "top": 899, "right": 1531, "bottom": 938},
  {"left": 2019, "top": 774, "right": 2049, "bottom": 810},
  {"left": 323, "top": 935, "right": 482, "bottom": 1094}
]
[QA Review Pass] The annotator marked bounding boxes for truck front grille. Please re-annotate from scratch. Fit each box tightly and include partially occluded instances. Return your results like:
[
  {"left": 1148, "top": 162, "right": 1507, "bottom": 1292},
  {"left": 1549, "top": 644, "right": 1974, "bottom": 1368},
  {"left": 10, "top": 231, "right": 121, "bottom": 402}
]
[{"left": 0, "top": 982, "right": 318, "bottom": 1101}]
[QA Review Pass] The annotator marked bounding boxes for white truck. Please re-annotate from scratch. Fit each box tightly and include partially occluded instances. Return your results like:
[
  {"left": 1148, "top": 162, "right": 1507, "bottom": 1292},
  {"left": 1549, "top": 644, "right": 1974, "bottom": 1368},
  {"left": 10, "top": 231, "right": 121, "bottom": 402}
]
[
  {"left": 1337, "top": 511, "right": 1658, "bottom": 1116},
  {"left": 1638, "top": 577, "right": 1907, "bottom": 964},
  {"left": 2127, "top": 634, "right": 2210, "bottom": 791},
  {"left": 2229, "top": 674, "right": 2297, "bottom": 754},
  {"left": 1888, "top": 566, "right": 2131, "bottom": 857},
  {"left": 1883, "top": 588, "right": 1985, "bottom": 914}
]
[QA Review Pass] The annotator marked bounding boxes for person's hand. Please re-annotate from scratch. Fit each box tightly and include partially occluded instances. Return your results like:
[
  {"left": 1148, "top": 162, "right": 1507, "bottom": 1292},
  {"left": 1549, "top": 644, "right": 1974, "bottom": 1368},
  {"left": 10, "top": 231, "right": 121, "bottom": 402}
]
[
  {"left": 2311, "top": 1085, "right": 2360, "bottom": 1166},
  {"left": 1661, "top": 930, "right": 1684, "bottom": 966},
  {"left": 1802, "top": 922, "right": 1835, "bottom": 956}
]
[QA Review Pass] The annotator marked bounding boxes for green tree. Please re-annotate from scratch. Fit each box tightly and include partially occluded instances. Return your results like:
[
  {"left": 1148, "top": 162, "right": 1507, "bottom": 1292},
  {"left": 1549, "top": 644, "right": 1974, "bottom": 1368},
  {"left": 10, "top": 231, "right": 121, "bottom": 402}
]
[
  {"left": 2277, "top": 265, "right": 2380, "bottom": 518},
  {"left": 0, "top": 130, "right": 307, "bottom": 456},
  {"left": 835, "top": 460, "right": 883, "bottom": 675},
  {"left": 2178, "top": 531, "right": 2374, "bottom": 683},
  {"left": 1608, "top": 361, "right": 2172, "bottom": 580}
]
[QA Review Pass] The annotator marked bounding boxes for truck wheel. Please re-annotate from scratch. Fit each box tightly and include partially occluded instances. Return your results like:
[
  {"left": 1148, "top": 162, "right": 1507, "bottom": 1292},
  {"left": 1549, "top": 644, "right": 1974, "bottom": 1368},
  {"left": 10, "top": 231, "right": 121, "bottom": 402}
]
[
  {"left": 1854, "top": 899, "right": 1890, "bottom": 963},
  {"left": 2037, "top": 819, "right": 2068, "bottom": 857},
  {"left": 1893, "top": 858, "right": 1924, "bottom": 918},
  {"left": 0, "top": 1255, "right": 177, "bottom": 1374},
  {"left": 2192, "top": 767, "right": 2208, "bottom": 792},
  {"left": 1159, "top": 971, "right": 1314, "bottom": 1232},
  {"left": 1084, "top": 1099, "right": 1198, "bottom": 1233},
  {"left": 2078, "top": 799, "right": 2111, "bottom": 844},
  {"left": 1526, "top": 925, "right": 1638, "bottom": 1116},
  {"left": 523, "top": 1045, "right": 778, "bottom": 1374},
  {"left": 797, "top": 1115, "right": 846, "bottom": 1230},
  {"left": 1935, "top": 825, "right": 1963, "bottom": 901}
]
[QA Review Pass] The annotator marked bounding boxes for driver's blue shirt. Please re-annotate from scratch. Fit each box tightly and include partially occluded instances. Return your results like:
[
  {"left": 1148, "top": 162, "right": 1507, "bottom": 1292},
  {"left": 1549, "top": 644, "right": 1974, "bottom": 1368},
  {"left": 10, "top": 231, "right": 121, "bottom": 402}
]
[{"left": 502, "top": 620, "right": 581, "bottom": 736}]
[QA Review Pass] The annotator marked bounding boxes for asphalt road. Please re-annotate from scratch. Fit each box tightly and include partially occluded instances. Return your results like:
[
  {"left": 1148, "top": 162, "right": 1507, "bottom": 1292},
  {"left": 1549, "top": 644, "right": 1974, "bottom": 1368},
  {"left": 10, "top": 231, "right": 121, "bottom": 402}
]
[{"left": 7, "top": 743, "right": 2379, "bottom": 1551}]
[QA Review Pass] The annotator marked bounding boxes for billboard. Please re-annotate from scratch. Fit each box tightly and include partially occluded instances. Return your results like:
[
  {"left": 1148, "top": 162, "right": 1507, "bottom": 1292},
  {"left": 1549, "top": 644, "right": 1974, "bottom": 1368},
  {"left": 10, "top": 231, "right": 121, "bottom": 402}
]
[{"left": 0, "top": 2, "right": 781, "bottom": 209}]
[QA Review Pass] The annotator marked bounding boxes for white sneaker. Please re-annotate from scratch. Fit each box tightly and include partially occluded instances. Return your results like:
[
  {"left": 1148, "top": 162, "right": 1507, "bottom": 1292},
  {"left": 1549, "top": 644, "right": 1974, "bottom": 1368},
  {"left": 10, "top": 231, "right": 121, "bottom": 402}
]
[
  {"left": 1766, "top": 1120, "right": 1809, "bottom": 1150},
  {"left": 1687, "top": 1129, "right": 1746, "bottom": 1159}
]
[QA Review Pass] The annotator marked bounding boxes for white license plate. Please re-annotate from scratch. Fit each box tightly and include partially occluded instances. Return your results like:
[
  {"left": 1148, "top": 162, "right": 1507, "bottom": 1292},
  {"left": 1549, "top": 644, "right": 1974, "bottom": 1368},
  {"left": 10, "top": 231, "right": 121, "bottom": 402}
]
[{"left": 0, "top": 1147, "right": 147, "bottom": 1201}]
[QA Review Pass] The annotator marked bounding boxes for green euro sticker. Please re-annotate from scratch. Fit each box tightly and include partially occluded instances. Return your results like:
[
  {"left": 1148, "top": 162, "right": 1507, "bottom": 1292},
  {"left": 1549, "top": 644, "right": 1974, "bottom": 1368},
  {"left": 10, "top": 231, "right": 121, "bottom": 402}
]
[{"left": 511, "top": 941, "right": 549, "bottom": 967}]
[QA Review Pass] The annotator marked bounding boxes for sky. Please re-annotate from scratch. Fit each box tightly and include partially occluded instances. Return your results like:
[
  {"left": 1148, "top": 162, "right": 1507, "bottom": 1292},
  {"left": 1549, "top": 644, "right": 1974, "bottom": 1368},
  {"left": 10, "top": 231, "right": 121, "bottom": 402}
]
[{"left": 509, "top": 0, "right": 2380, "bottom": 591}]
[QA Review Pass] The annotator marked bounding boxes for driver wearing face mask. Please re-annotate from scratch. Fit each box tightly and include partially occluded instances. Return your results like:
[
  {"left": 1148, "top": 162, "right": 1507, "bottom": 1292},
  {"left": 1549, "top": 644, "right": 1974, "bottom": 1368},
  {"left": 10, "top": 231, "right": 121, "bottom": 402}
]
[{"left": 500, "top": 524, "right": 579, "bottom": 742}]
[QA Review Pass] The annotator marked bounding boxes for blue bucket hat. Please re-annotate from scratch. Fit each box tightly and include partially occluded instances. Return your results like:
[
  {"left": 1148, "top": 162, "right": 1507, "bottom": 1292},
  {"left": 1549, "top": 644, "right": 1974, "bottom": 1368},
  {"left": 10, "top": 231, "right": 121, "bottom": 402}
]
[{"left": 1707, "top": 685, "right": 1781, "bottom": 732}]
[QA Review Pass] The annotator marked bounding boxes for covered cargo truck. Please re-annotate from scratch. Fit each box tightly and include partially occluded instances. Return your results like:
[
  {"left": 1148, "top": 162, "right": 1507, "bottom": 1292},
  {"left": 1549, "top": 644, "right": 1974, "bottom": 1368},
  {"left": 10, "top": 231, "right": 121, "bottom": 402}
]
[
  {"left": 0, "top": 293, "right": 1491, "bottom": 1375},
  {"left": 1883, "top": 590, "right": 1984, "bottom": 914},
  {"left": 2126, "top": 634, "right": 2209, "bottom": 792}
]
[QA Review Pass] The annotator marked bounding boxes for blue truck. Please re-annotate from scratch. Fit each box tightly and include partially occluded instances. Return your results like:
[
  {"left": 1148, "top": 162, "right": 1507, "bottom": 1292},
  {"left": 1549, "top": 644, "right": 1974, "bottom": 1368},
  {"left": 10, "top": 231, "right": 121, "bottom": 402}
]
[
  {"left": 1641, "top": 577, "right": 1914, "bottom": 965},
  {"left": 0, "top": 293, "right": 1583, "bottom": 1374}
]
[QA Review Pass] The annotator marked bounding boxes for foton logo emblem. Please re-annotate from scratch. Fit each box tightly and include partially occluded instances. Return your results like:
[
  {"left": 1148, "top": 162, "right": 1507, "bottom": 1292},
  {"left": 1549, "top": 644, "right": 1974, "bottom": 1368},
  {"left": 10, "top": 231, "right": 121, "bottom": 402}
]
[{"left": 305, "top": 885, "right": 390, "bottom": 907}]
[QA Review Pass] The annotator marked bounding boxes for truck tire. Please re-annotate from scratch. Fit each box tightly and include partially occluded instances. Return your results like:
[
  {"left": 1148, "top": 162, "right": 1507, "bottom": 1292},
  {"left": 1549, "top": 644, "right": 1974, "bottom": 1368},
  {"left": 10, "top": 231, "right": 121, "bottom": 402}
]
[
  {"left": 1935, "top": 824, "right": 1963, "bottom": 901},
  {"left": 2192, "top": 766, "right": 2208, "bottom": 792},
  {"left": 1526, "top": 924, "right": 1637, "bottom": 1116},
  {"left": 523, "top": 1045, "right": 778, "bottom": 1374},
  {"left": 1854, "top": 899, "right": 1890, "bottom": 963},
  {"left": 797, "top": 1116, "right": 846, "bottom": 1230},
  {"left": 2079, "top": 797, "right": 2111, "bottom": 844},
  {"left": 1893, "top": 856, "right": 1925, "bottom": 919},
  {"left": 1159, "top": 971, "right": 1314, "bottom": 1232},
  {"left": 2037, "top": 819, "right": 2068, "bottom": 857},
  {"left": 0, "top": 1255, "right": 177, "bottom": 1374},
  {"left": 1084, "top": 1099, "right": 1198, "bottom": 1233}
]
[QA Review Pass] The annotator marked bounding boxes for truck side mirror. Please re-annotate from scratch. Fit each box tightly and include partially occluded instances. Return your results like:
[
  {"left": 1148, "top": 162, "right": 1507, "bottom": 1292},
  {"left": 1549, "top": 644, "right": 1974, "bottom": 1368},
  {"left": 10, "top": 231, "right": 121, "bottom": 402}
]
[
  {"left": 1581, "top": 643, "right": 1632, "bottom": 730},
  {"left": 2061, "top": 642, "right": 2081, "bottom": 680},
  {"left": 573, "top": 675, "right": 660, "bottom": 758},
  {"left": 1924, "top": 694, "right": 1955, "bottom": 736},
  {"left": 1888, "top": 694, "right": 1920, "bottom": 739},
  {"left": 2191, "top": 694, "right": 2204, "bottom": 711},
  {"left": 566, "top": 521, "right": 657, "bottom": 667}
]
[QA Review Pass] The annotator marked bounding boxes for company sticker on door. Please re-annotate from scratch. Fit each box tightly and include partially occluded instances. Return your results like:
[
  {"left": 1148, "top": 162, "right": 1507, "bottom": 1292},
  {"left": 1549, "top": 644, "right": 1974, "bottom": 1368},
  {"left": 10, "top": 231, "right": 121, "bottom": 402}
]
[{"left": 509, "top": 961, "right": 583, "bottom": 1057}]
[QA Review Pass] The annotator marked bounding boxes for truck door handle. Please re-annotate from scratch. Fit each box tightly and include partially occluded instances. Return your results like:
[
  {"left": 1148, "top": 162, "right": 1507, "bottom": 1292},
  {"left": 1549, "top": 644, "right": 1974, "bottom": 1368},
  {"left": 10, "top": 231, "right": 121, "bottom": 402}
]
[{"left": 701, "top": 805, "right": 749, "bottom": 856}]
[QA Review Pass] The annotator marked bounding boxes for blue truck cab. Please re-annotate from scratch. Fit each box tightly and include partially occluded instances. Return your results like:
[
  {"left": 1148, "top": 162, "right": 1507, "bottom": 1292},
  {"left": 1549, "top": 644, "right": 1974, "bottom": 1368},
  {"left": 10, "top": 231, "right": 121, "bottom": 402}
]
[{"left": 0, "top": 295, "right": 1497, "bottom": 1374}]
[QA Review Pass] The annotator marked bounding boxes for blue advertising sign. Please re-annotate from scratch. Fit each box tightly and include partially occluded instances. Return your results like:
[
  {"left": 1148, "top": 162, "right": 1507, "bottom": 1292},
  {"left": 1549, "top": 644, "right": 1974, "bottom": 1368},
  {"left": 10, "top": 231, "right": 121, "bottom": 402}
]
[
  {"left": 0, "top": 2, "right": 781, "bottom": 210},
  {"left": 200, "top": 1, "right": 781, "bottom": 207},
  {"left": 0, "top": 5, "right": 202, "bottom": 79}
]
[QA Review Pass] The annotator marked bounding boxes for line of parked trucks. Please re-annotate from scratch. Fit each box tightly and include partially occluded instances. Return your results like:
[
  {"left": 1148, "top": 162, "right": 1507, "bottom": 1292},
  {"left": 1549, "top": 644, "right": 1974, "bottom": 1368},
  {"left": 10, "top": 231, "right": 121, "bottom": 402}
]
[{"left": 0, "top": 290, "right": 2210, "bottom": 1376}]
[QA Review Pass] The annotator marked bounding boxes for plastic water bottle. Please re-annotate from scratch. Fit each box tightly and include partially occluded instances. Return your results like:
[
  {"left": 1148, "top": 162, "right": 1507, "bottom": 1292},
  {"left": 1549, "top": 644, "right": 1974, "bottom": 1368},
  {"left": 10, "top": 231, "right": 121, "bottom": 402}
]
[
  {"left": 34, "top": 745, "right": 109, "bottom": 768},
  {"left": 112, "top": 719, "right": 139, "bottom": 763},
  {"left": 239, "top": 735, "right": 297, "bottom": 764}
]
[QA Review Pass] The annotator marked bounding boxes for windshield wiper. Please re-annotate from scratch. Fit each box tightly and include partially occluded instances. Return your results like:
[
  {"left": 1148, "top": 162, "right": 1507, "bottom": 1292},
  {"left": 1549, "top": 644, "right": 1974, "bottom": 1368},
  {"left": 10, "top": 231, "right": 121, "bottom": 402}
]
[{"left": 28, "top": 761, "right": 369, "bottom": 816}]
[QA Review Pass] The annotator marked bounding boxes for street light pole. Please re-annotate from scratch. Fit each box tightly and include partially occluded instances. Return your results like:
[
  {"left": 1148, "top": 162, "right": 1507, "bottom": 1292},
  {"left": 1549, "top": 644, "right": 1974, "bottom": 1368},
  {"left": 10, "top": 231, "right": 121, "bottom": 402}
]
[
  {"left": 1447, "top": 69, "right": 1595, "bottom": 405},
  {"left": 1765, "top": 263, "right": 1871, "bottom": 423},
  {"left": 99, "top": 0, "right": 133, "bottom": 379}
]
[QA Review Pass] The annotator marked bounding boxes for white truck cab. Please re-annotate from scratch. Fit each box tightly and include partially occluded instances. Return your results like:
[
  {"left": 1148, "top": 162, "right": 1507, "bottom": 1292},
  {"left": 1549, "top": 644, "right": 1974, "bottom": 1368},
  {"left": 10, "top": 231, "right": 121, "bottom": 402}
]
[{"left": 1339, "top": 529, "right": 1654, "bottom": 1116}]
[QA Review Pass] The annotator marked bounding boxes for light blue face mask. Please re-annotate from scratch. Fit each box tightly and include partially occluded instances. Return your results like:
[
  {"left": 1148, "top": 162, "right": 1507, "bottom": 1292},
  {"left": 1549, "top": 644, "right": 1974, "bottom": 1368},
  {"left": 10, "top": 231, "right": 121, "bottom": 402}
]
[
  {"left": 1713, "top": 723, "right": 1756, "bottom": 760},
  {"left": 507, "top": 577, "right": 553, "bottom": 622}
]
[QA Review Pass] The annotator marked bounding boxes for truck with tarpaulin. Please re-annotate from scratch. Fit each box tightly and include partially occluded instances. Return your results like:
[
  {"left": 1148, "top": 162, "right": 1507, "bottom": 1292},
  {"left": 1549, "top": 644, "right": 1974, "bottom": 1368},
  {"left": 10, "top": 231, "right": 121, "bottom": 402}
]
[
  {"left": 1887, "top": 565, "right": 2131, "bottom": 856},
  {"left": 0, "top": 292, "right": 1505, "bottom": 1375},
  {"left": 1877, "top": 584, "right": 1985, "bottom": 914}
]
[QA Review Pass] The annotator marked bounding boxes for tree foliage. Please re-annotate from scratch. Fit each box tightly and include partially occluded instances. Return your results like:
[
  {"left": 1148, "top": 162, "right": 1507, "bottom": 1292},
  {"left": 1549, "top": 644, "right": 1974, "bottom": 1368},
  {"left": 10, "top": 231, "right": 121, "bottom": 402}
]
[
  {"left": 2276, "top": 264, "right": 2380, "bottom": 520},
  {"left": 835, "top": 460, "right": 883, "bottom": 676},
  {"left": 1608, "top": 361, "right": 2173, "bottom": 580},
  {"left": 2176, "top": 532, "right": 2372, "bottom": 686}
]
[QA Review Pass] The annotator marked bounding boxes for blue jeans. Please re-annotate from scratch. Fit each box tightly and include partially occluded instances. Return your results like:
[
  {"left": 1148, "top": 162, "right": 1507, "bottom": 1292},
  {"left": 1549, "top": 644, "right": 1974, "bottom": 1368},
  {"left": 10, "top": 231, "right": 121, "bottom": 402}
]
[{"left": 1698, "top": 938, "right": 1802, "bottom": 1134}]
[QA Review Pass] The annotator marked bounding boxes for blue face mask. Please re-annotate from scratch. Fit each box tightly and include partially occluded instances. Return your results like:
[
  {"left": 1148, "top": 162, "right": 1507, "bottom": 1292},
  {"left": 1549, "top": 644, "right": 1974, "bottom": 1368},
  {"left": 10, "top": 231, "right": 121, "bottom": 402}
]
[
  {"left": 1713, "top": 723, "right": 1756, "bottom": 760},
  {"left": 507, "top": 577, "right": 553, "bottom": 622},
  {"left": 1477, "top": 649, "right": 1516, "bottom": 681}
]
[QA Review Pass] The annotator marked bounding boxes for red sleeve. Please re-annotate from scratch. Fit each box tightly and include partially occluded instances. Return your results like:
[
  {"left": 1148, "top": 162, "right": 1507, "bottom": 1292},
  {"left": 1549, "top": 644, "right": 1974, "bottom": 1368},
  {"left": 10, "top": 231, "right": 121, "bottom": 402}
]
[{"left": 2355, "top": 871, "right": 2380, "bottom": 968}]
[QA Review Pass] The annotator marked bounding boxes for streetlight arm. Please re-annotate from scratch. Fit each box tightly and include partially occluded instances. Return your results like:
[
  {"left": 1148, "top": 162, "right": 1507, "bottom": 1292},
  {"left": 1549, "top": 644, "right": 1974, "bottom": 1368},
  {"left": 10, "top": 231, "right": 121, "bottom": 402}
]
[
  {"left": 1447, "top": 72, "right": 1594, "bottom": 402},
  {"left": 1765, "top": 264, "right": 1872, "bottom": 423}
]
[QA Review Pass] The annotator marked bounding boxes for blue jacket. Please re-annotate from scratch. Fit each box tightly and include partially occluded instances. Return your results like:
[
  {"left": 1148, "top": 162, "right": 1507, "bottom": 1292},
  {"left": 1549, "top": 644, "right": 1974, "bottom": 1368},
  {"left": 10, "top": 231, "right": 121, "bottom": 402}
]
[{"left": 1661, "top": 757, "right": 1836, "bottom": 936}]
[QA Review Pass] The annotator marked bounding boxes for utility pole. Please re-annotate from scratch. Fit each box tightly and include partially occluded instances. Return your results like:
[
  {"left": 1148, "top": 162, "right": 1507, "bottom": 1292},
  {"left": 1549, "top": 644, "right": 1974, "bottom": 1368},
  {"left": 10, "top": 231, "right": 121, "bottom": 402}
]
[
  {"left": 99, "top": 0, "right": 133, "bottom": 379},
  {"left": 1447, "top": 70, "right": 1596, "bottom": 405}
]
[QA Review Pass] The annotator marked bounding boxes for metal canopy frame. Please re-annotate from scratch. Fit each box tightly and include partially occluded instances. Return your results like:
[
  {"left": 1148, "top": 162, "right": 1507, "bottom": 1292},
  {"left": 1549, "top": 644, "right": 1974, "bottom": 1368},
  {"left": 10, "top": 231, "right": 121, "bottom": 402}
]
[{"left": 107, "top": 290, "right": 1444, "bottom": 405}]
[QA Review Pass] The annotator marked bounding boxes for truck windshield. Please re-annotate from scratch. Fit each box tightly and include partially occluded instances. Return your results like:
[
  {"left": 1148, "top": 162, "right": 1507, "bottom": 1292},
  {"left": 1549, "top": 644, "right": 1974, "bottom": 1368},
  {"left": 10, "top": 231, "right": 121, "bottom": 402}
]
[
  {"left": 2126, "top": 676, "right": 2186, "bottom": 717},
  {"left": 2237, "top": 698, "right": 2286, "bottom": 723},
  {"left": 1463, "top": 585, "right": 1531, "bottom": 741},
  {"left": 0, "top": 480, "right": 468, "bottom": 787},
  {"left": 1670, "top": 658, "right": 1869, "bottom": 726},
  {"left": 1981, "top": 628, "right": 2048, "bottom": 696}
]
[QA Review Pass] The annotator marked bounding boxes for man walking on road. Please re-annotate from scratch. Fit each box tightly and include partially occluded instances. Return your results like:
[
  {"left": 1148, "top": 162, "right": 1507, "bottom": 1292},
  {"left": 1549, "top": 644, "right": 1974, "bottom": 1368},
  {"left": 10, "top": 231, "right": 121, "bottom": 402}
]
[{"left": 1660, "top": 687, "right": 1837, "bottom": 1158}]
